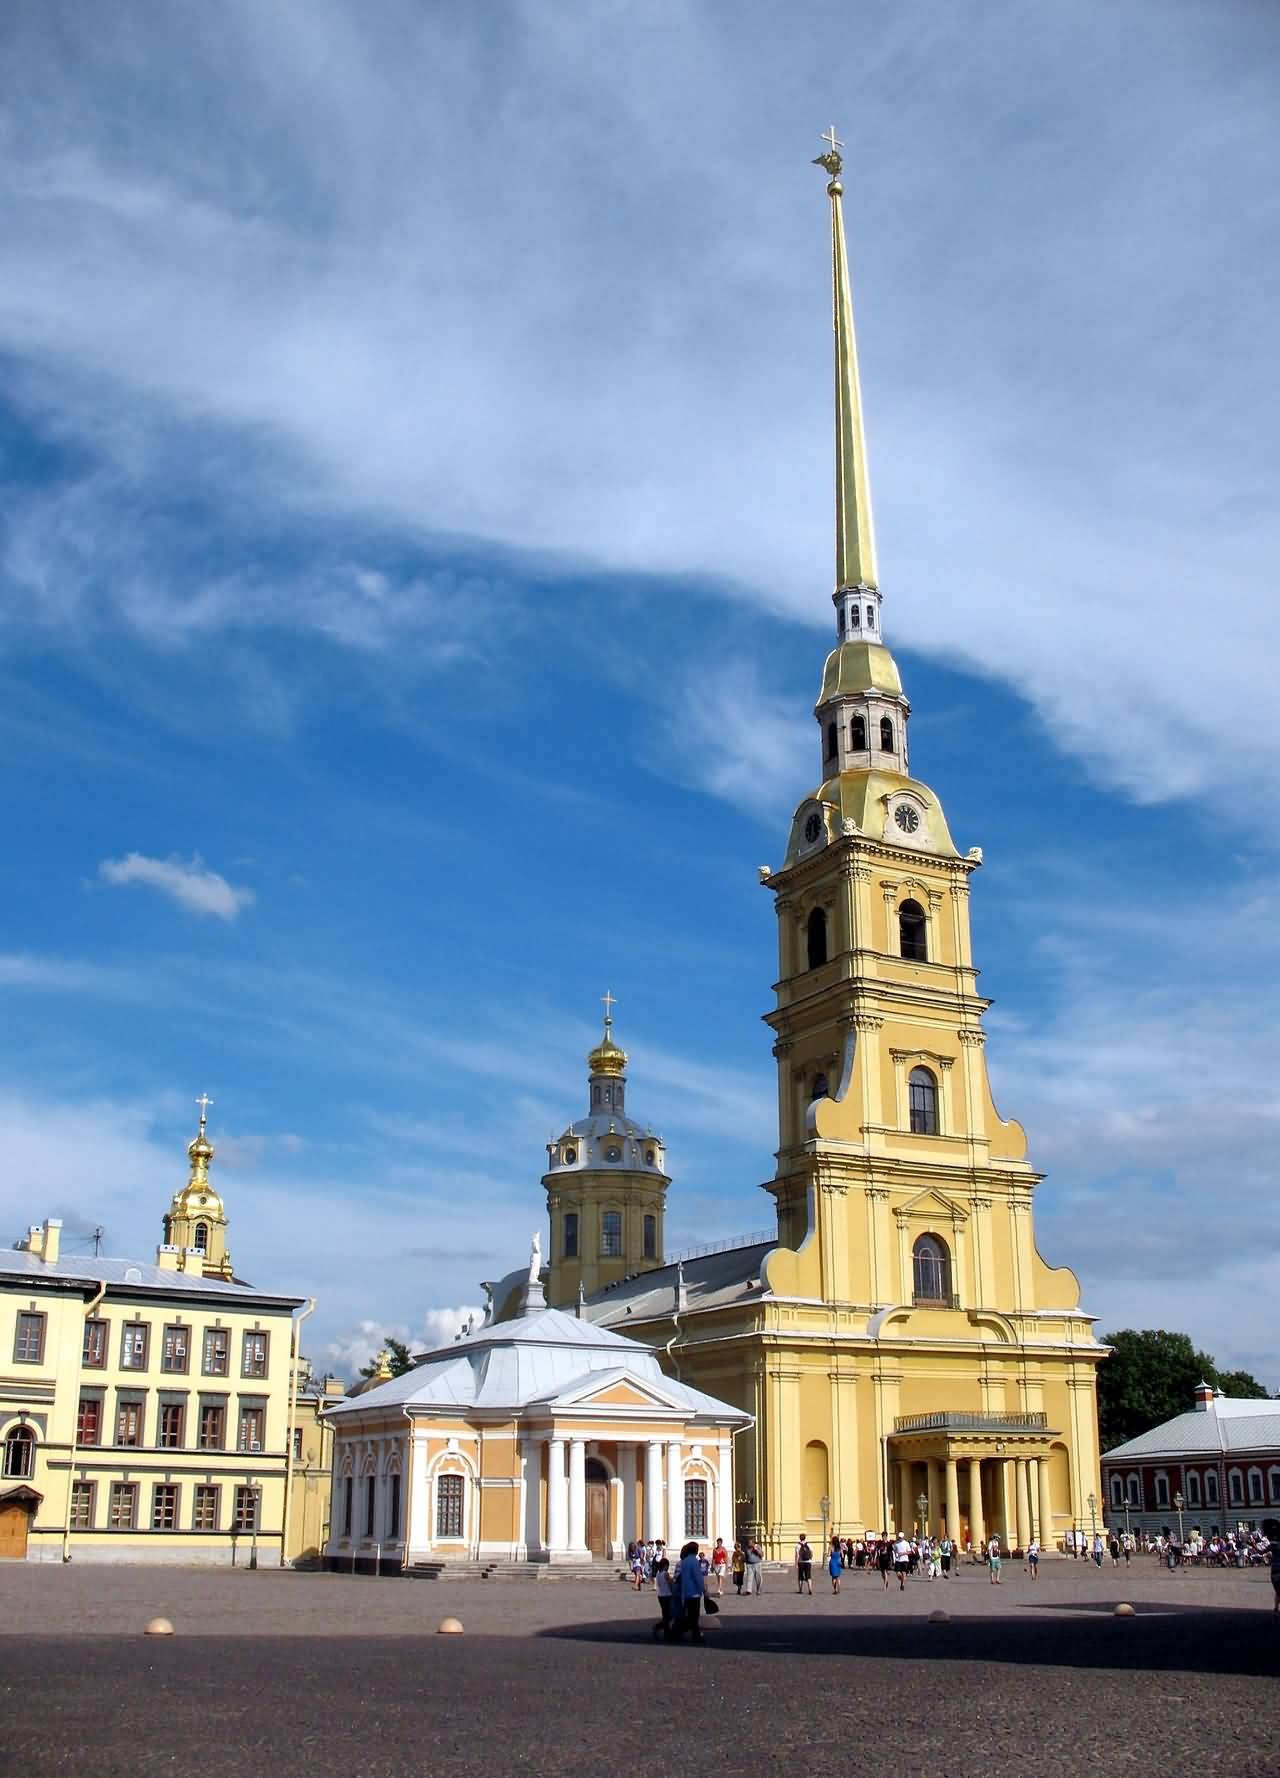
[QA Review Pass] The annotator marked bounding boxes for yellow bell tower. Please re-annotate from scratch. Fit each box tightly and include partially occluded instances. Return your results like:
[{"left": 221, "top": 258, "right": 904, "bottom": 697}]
[
  {"left": 544, "top": 998, "right": 671, "bottom": 1307},
  {"left": 162, "top": 1095, "right": 234, "bottom": 1280}
]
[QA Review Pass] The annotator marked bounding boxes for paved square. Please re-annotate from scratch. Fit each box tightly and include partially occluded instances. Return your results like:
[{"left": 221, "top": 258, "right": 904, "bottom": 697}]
[{"left": 2, "top": 1556, "right": 1276, "bottom": 1777}]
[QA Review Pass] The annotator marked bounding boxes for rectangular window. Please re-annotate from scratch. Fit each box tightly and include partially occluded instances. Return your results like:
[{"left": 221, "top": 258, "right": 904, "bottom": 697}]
[
  {"left": 343, "top": 1475, "right": 353, "bottom": 1537},
  {"left": 563, "top": 1212, "right": 579, "bottom": 1259},
  {"left": 70, "top": 1481, "right": 96, "bottom": 1530},
  {"left": 643, "top": 1214, "right": 657, "bottom": 1260},
  {"left": 238, "top": 1406, "right": 265, "bottom": 1452},
  {"left": 203, "top": 1328, "right": 230, "bottom": 1376},
  {"left": 115, "top": 1400, "right": 144, "bottom": 1447},
  {"left": 158, "top": 1403, "right": 185, "bottom": 1449},
  {"left": 151, "top": 1483, "right": 179, "bottom": 1530},
  {"left": 1229, "top": 1471, "right": 1244, "bottom": 1505},
  {"left": 76, "top": 1396, "right": 103, "bottom": 1446},
  {"left": 161, "top": 1324, "right": 190, "bottom": 1374},
  {"left": 14, "top": 1311, "right": 46, "bottom": 1363},
  {"left": 1155, "top": 1474, "right": 1170, "bottom": 1507},
  {"left": 601, "top": 1210, "right": 623, "bottom": 1257},
  {"left": 199, "top": 1403, "right": 226, "bottom": 1450},
  {"left": 120, "top": 1321, "right": 149, "bottom": 1371},
  {"left": 1248, "top": 1470, "right": 1264, "bottom": 1504},
  {"left": 193, "top": 1484, "right": 220, "bottom": 1531},
  {"left": 292, "top": 1427, "right": 304, "bottom": 1461},
  {"left": 1205, "top": 1470, "right": 1219, "bottom": 1505},
  {"left": 388, "top": 1471, "right": 402, "bottom": 1540},
  {"left": 83, "top": 1318, "right": 108, "bottom": 1367},
  {"left": 365, "top": 1475, "right": 376, "bottom": 1538},
  {"left": 684, "top": 1478, "right": 708, "bottom": 1538},
  {"left": 241, "top": 1330, "right": 269, "bottom": 1379},
  {"left": 109, "top": 1481, "right": 138, "bottom": 1530},
  {"left": 1185, "top": 1472, "right": 1201, "bottom": 1507},
  {"left": 437, "top": 1473, "right": 464, "bottom": 1539},
  {"left": 233, "top": 1485, "right": 258, "bottom": 1533}
]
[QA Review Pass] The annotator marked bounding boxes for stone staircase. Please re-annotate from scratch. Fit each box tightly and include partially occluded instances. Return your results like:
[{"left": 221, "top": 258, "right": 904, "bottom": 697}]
[{"left": 404, "top": 1557, "right": 630, "bottom": 1582}]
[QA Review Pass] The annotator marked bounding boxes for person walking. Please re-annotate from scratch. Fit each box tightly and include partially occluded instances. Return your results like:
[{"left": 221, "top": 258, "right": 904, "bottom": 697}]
[
  {"left": 711, "top": 1537, "right": 729, "bottom": 1596},
  {"left": 731, "top": 1541, "right": 746, "bottom": 1594},
  {"left": 877, "top": 1537, "right": 893, "bottom": 1589},
  {"left": 988, "top": 1534, "right": 1003, "bottom": 1584},
  {"left": 674, "top": 1541, "right": 706, "bottom": 1642},
  {"left": 1026, "top": 1536, "right": 1040, "bottom": 1580},
  {"left": 795, "top": 1535, "right": 814, "bottom": 1595},
  {"left": 744, "top": 1539, "right": 764, "bottom": 1595},
  {"left": 940, "top": 1534, "right": 952, "bottom": 1578},
  {"left": 893, "top": 1533, "right": 911, "bottom": 1592},
  {"left": 828, "top": 1537, "right": 844, "bottom": 1594},
  {"left": 652, "top": 1557, "right": 675, "bottom": 1638}
]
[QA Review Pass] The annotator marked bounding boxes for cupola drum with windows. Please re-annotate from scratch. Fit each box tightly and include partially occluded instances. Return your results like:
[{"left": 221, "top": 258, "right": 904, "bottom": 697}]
[{"left": 543, "top": 1000, "right": 671, "bottom": 1306}]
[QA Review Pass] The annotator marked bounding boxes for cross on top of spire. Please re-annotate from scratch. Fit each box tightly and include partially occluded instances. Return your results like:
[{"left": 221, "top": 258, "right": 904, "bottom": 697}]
[
  {"left": 196, "top": 1092, "right": 213, "bottom": 1135},
  {"left": 813, "top": 124, "right": 844, "bottom": 179},
  {"left": 601, "top": 989, "right": 617, "bottom": 1034}
]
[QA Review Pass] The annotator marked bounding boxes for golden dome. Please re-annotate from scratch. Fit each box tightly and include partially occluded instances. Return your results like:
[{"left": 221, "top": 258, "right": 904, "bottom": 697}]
[{"left": 587, "top": 992, "right": 628, "bottom": 1077}]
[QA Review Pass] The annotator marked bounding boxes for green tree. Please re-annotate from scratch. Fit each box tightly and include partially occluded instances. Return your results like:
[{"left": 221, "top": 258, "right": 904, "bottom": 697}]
[
  {"left": 1097, "top": 1329, "right": 1218, "bottom": 1452},
  {"left": 1215, "top": 1368, "right": 1269, "bottom": 1399},
  {"left": 358, "top": 1336, "right": 414, "bottom": 1380}
]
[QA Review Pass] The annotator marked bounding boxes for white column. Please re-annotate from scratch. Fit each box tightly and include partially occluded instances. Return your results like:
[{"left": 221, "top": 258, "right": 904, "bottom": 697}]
[
  {"left": 618, "top": 1444, "right": 639, "bottom": 1543},
  {"left": 547, "top": 1436, "right": 568, "bottom": 1553},
  {"left": 520, "top": 1438, "right": 542, "bottom": 1558},
  {"left": 716, "top": 1441, "right": 733, "bottom": 1547},
  {"left": 644, "top": 1441, "right": 664, "bottom": 1540},
  {"left": 666, "top": 1439, "right": 684, "bottom": 1547},
  {"left": 1038, "top": 1456, "right": 1055, "bottom": 1550},
  {"left": 568, "top": 1438, "right": 587, "bottom": 1553}
]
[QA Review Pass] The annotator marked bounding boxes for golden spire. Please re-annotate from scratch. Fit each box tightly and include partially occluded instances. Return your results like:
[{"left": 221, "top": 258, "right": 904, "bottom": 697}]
[
  {"left": 187, "top": 1092, "right": 215, "bottom": 1182},
  {"left": 813, "top": 127, "right": 879, "bottom": 593}
]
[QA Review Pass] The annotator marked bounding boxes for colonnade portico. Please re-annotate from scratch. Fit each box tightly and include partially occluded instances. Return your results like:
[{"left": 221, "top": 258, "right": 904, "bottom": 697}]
[
  {"left": 887, "top": 1412, "right": 1060, "bottom": 1549},
  {"left": 529, "top": 1431, "right": 734, "bottom": 1562}
]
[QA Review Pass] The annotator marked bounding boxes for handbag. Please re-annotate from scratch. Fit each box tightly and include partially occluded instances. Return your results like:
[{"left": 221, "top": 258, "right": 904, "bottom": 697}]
[{"left": 703, "top": 1595, "right": 720, "bottom": 1615}]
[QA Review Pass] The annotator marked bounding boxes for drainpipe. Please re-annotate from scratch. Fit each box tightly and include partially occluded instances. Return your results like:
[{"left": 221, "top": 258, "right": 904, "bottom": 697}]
[
  {"left": 664, "top": 1262, "right": 686, "bottom": 1381},
  {"left": 280, "top": 1298, "right": 315, "bottom": 1571},
  {"left": 63, "top": 1282, "right": 107, "bottom": 1562}
]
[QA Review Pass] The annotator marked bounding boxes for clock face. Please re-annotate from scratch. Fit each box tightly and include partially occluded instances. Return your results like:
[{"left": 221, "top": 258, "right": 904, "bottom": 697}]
[
  {"left": 803, "top": 811, "right": 823, "bottom": 845},
  {"left": 894, "top": 805, "right": 920, "bottom": 834},
  {"left": 605, "top": 1146, "right": 622, "bottom": 1163}
]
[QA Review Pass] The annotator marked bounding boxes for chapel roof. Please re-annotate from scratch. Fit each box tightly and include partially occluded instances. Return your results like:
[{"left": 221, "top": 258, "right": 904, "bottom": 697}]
[{"left": 1104, "top": 1395, "right": 1280, "bottom": 1462}]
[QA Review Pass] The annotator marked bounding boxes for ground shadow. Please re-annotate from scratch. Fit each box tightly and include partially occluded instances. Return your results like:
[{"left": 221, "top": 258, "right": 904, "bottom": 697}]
[{"left": 539, "top": 1600, "right": 1280, "bottom": 1678}]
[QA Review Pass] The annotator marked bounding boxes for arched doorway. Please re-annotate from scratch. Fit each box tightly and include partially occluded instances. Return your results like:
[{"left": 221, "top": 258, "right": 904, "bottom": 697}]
[{"left": 585, "top": 1458, "right": 610, "bottom": 1558}]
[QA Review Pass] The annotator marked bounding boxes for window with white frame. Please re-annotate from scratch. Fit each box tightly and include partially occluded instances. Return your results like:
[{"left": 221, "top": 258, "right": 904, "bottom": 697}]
[
  {"left": 1127, "top": 1473, "right": 1141, "bottom": 1506},
  {"left": 1247, "top": 1467, "right": 1264, "bottom": 1505},
  {"left": 437, "top": 1471, "right": 465, "bottom": 1539},
  {"left": 1109, "top": 1475, "right": 1123, "bottom": 1509},
  {"left": 1228, "top": 1468, "right": 1244, "bottom": 1505},
  {"left": 1268, "top": 1467, "right": 1280, "bottom": 1504},
  {"left": 1205, "top": 1469, "right": 1219, "bottom": 1505},
  {"left": 1185, "top": 1471, "right": 1201, "bottom": 1507},
  {"left": 1154, "top": 1472, "right": 1170, "bottom": 1507}
]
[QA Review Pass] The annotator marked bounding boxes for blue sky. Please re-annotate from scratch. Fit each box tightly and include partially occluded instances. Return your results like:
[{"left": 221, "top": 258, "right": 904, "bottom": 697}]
[{"left": 1, "top": 1, "right": 1277, "bottom": 1383}]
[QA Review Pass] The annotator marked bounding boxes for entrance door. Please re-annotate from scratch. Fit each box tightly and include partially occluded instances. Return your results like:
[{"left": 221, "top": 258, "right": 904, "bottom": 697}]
[
  {"left": 586, "top": 1482, "right": 609, "bottom": 1557},
  {"left": 0, "top": 1503, "right": 29, "bottom": 1559}
]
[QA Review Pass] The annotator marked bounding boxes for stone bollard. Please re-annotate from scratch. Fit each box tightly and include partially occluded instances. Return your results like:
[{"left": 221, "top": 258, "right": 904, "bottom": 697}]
[
  {"left": 437, "top": 1617, "right": 464, "bottom": 1635},
  {"left": 144, "top": 1617, "right": 174, "bottom": 1636},
  {"left": 1113, "top": 1602, "right": 1135, "bottom": 1617}
]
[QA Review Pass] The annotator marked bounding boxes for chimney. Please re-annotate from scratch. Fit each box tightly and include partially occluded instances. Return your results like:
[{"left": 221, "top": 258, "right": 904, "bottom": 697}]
[
  {"left": 1193, "top": 1381, "right": 1216, "bottom": 1411},
  {"left": 155, "top": 1244, "right": 181, "bottom": 1272},
  {"left": 22, "top": 1219, "right": 63, "bottom": 1264}
]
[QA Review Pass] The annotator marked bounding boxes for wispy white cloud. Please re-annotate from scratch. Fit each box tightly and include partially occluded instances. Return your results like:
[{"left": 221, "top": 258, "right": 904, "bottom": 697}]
[
  {"left": 98, "top": 852, "right": 255, "bottom": 921},
  {"left": 0, "top": 1, "right": 1276, "bottom": 814},
  {"left": 660, "top": 658, "right": 811, "bottom": 821}
]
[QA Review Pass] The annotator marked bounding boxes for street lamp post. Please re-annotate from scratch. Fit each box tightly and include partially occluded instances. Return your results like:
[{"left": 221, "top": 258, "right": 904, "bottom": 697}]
[
  {"left": 820, "top": 1494, "right": 831, "bottom": 1554},
  {"left": 1087, "top": 1491, "right": 1098, "bottom": 1558},
  {"left": 916, "top": 1491, "right": 929, "bottom": 1541},
  {"left": 1174, "top": 1491, "right": 1185, "bottom": 1556}
]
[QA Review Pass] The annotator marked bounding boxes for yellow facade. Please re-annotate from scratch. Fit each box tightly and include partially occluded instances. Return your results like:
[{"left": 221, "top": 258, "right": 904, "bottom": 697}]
[
  {"left": 0, "top": 1116, "right": 313, "bottom": 1566},
  {"left": 579, "top": 137, "right": 1104, "bottom": 1557}
]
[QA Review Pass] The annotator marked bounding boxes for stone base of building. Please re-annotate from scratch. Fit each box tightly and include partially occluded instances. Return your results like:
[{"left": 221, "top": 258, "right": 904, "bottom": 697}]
[{"left": 25, "top": 1538, "right": 284, "bottom": 1567}]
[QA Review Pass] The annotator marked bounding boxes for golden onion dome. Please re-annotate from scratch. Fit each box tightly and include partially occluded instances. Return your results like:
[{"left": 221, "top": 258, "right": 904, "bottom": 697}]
[{"left": 587, "top": 1031, "right": 628, "bottom": 1078}]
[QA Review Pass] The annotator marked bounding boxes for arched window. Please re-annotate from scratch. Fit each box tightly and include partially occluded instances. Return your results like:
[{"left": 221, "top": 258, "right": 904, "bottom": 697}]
[
  {"left": 1185, "top": 1471, "right": 1201, "bottom": 1507},
  {"left": 912, "top": 1233, "right": 951, "bottom": 1303},
  {"left": 865, "top": 604, "right": 874, "bottom": 628},
  {"left": 1228, "top": 1469, "right": 1244, "bottom": 1505},
  {"left": 1248, "top": 1468, "right": 1264, "bottom": 1504},
  {"left": 1155, "top": 1472, "right": 1170, "bottom": 1508},
  {"left": 825, "top": 721, "right": 837, "bottom": 761},
  {"left": 1127, "top": 1473, "right": 1141, "bottom": 1506},
  {"left": 1204, "top": 1469, "right": 1218, "bottom": 1505},
  {"left": 811, "top": 1074, "right": 829, "bottom": 1100},
  {"left": 879, "top": 715, "right": 895, "bottom": 751},
  {"left": 850, "top": 713, "right": 866, "bottom": 750},
  {"left": 2, "top": 1425, "right": 35, "bottom": 1479},
  {"left": 806, "top": 906, "right": 828, "bottom": 969},
  {"left": 850, "top": 603, "right": 860, "bottom": 628},
  {"left": 908, "top": 1067, "right": 939, "bottom": 1134},
  {"left": 193, "top": 1222, "right": 209, "bottom": 1254},
  {"left": 601, "top": 1210, "right": 623, "bottom": 1257},
  {"left": 899, "top": 899, "right": 927, "bottom": 961},
  {"left": 1109, "top": 1475, "right": 1124, "bottom": 1509},
  {"left": 1268, "top": 1467, "right": 1280, "bottom": 1503}
]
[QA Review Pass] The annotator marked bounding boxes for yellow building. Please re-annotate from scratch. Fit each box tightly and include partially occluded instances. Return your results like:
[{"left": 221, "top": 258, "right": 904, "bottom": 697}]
[
  {"left": 0, "top": 1107, "right": 314, "bottom": 1566},
  {"left": 557, "top": 136, "right": 1105, "bottom": 1558},
  {"left": 323, "top": 1255, "right": 747, "bottom": 1572},
  {"left": 287, "top": 1357, "right": 345, "bottom": 1565}
]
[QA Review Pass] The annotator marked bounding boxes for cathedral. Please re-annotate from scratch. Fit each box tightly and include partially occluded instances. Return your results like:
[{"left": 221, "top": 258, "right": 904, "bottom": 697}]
[{"left": 529, "top": 139, "right": 1106, "bottom": 1557}]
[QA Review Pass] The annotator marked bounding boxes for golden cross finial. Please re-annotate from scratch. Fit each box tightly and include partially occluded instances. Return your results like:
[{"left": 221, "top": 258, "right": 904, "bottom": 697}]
[
  {"left": 196, "top": 1092, "right": 213, "bottom": 1135},
  {"left": 601, "top": 989, "right": 617, "bottom": 1033},
  {"left": 813, "top": 124, "right": 844, "bottom": 179}
]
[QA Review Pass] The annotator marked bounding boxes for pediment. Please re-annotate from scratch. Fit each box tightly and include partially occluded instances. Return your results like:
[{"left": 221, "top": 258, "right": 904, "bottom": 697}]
[
  {"left": 896, "top": 1185, "right": 968, "bottom": 1223},
  {"left": 542, "top": 1366, "right": 684, "bottom": 1414}
]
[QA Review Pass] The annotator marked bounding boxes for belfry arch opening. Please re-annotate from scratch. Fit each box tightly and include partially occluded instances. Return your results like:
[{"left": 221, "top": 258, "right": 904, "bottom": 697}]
[
  {"left": 899, "top": 899, "right": 927, "bottom": 962},
  {"left": 850, "top": 713, "right": 866, "bottom": 750},
  {"left": 879, "top": 715, "right": 895, "bottom": 751},
  {"left": 806, "top": 907, "right": 828, "bottom": 969}
]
